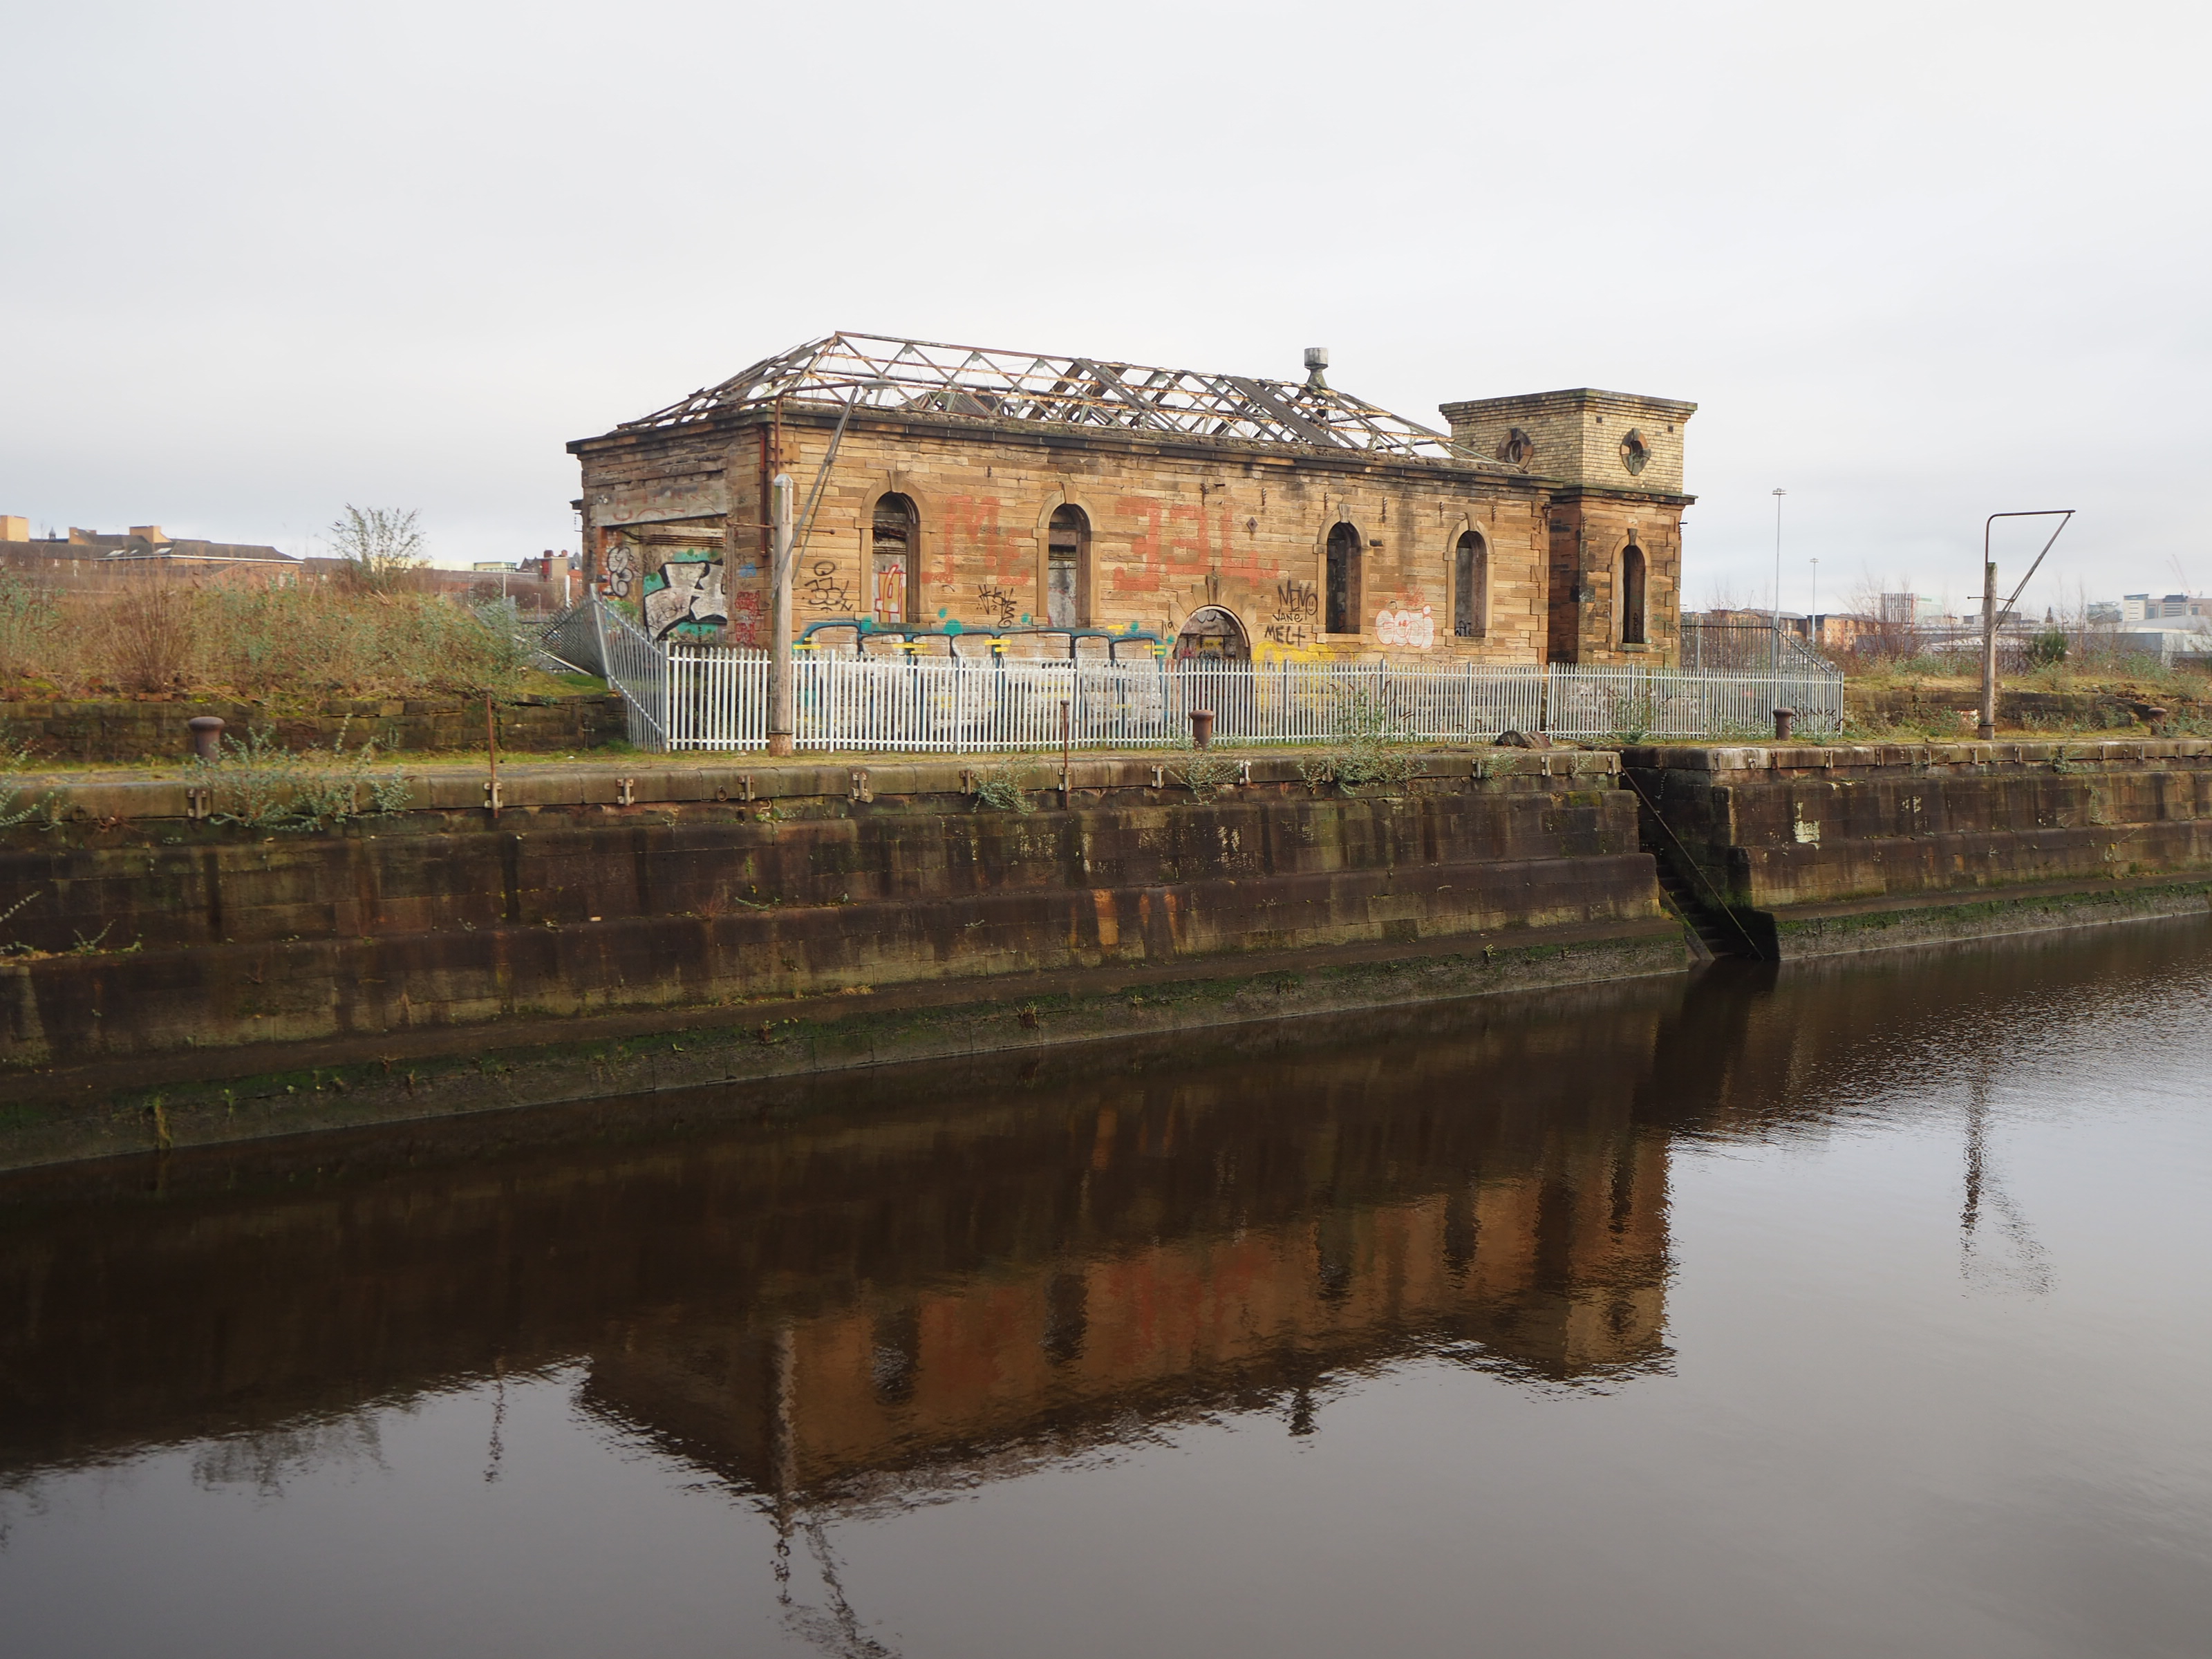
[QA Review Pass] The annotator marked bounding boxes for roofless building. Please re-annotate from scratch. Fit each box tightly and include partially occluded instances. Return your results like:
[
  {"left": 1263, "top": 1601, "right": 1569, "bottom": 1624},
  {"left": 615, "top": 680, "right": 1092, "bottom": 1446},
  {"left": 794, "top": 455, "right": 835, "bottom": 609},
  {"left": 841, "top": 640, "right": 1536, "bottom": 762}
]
[{"left": 568, "top": 333, "right": 1695, "bottom": 665}]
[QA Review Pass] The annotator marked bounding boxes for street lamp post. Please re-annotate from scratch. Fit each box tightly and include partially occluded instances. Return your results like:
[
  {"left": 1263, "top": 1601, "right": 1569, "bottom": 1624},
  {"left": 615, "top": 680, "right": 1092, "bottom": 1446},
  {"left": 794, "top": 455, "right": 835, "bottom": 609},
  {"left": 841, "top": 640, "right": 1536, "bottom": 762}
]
[
  {"left": 1810, "top": 556, "right": 1820, "bottom": 653},
  {"left": 1770, "top": 489, "right": 1786, "bottom": 681}
]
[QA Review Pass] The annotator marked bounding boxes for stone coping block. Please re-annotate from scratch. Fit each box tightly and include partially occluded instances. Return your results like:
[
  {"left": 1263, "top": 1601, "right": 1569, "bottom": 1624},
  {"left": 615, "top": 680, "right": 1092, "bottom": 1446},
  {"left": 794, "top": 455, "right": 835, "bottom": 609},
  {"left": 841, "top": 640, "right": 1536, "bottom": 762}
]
[
  {"left": 1620, "top": 739, "right": 2212, "bottom": 774},
  {"left": 11, "top": 747, "right": 1620, "bottom": 828}
]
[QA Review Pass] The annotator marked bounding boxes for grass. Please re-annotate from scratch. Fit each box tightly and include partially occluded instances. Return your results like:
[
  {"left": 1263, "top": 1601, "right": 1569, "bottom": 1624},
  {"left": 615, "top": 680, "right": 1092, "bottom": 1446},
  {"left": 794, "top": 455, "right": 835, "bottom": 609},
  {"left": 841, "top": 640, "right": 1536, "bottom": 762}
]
[{"left": 0, "top": 568, "right": 536, "bottom": 703}]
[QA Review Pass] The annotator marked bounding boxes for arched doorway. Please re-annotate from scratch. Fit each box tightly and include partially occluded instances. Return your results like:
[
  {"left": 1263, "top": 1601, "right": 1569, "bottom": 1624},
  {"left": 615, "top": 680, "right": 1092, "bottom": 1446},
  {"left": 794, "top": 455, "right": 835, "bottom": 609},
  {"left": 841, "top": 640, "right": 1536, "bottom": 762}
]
[
  {"left": 1325, "top": 522, "right": 1361, "bottom": 635},
  {"left": 871, "top": 494, "right": 916, "bottom": 625},
  {"left": 1174, "top": 605, "right": 1250, "bottom": 662},
  {"left": 1621, "top": 542, "right": 1647, "bottom": 646},
  {"left": 1047, "top": 504, "right": 1087, "bottom": 628},
  {"left": 1454, "top": 530, "right": 1488, "bottom": 639}
]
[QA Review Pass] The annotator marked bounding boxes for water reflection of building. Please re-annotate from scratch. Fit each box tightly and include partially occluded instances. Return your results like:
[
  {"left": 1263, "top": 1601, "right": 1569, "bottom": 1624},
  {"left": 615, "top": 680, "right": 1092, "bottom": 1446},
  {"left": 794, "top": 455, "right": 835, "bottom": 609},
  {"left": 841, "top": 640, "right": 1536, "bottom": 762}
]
[
  {"left": 0, "top": 983, "right": 1686, "bottom": 1498},
  {"left": 585, "top": 1094, "right": 1671, "bottom": 1506}
]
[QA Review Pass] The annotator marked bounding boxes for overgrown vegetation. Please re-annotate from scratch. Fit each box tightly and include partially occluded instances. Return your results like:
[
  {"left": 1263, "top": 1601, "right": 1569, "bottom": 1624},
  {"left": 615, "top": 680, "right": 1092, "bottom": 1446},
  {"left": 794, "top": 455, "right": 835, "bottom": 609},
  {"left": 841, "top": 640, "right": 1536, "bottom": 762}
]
[
  {"left": 184, "top": 722, "right": 414, "bottom": 831},
  {"left": 328, "top": 505, "right": 429, "bottom": 594},
  {"left": 0, "top": 569, "right": 532, "bottom": 702},
  {"left": 0, "top": 742, "right": 59, "bottom": 831},
  {"left": 1175, "top": 750, "right": 1241, "bottom": 803},
  {"left": 1299, "top": 686, "right": 1419, "bottom": 796},
  {"left": 973, "top": 756, "right": 1038, "bottom": 812}
]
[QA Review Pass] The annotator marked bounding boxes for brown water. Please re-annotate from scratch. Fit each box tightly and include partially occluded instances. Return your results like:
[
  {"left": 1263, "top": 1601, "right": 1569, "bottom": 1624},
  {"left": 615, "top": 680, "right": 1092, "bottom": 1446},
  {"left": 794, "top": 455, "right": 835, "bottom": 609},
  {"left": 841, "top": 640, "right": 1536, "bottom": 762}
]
[{"left": 5, "top": 922, "right": 2212, "bottom": 1658}]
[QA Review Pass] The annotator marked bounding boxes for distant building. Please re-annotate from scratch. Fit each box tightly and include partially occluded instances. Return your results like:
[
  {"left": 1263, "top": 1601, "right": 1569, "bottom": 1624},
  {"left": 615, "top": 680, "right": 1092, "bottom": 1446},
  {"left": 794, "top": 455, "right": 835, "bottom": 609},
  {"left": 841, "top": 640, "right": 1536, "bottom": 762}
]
[
  {"left": 2123, "top": 593, "right": 2211, "bottom": 624},
  {"left": 1878, "top": 593, "right": 1949, "bottom": 625},
  {"left": 0, "top": 519, "right": 294, "bottom": 565},
  {"left": 0, "top": 517, "right": 298, "bottom": 594},
  {"left": 2086, "top": 600, "right": 2123, "bottom": 624}
]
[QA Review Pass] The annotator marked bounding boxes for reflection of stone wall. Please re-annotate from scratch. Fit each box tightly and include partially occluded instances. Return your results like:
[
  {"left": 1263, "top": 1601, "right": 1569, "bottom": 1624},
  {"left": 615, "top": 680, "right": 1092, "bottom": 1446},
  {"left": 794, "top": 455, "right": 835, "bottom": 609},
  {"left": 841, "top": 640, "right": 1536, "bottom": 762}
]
[
  {"left": 0, "top": 981, "right": 1683, "bottom": 1491},
  {"left": 672, "top": 1141, "right": 1669, "bottom": 1499}
]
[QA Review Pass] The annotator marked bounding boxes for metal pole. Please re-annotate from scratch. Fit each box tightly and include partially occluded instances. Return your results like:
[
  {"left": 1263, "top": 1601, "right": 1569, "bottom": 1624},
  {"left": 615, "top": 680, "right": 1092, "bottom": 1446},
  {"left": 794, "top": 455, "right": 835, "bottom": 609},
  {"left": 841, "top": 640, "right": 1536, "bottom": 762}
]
[
  {"left": 1809, "top": 556, "right": 1819, "bottom": 652},
  {"left": 1978, "top": 509, "right": 2076, "bottom": 742},
  {"left": 767, "top": 474, "right": 796, "bottom": 756},
  {"left": 1978, "top": 556, "right": 1999, "bottom": 741},
  {"left": 1770, "top": 489, "right": 1785, "bottom": 685}
]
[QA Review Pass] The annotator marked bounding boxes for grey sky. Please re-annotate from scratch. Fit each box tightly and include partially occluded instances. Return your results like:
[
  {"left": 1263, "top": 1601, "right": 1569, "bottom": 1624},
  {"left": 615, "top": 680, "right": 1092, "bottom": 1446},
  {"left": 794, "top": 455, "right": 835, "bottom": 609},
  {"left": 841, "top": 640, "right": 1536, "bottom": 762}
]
[{"left": 7, "top": 0, "right": 2205, "bottom": 617}]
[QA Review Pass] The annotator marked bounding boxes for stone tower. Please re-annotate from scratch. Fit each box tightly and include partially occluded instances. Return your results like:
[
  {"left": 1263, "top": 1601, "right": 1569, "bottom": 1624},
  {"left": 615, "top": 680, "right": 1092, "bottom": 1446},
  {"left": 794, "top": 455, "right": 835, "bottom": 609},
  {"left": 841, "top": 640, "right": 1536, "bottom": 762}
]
[{"left": 1439, "top": 388, "right": 1696, "bottom": 665}]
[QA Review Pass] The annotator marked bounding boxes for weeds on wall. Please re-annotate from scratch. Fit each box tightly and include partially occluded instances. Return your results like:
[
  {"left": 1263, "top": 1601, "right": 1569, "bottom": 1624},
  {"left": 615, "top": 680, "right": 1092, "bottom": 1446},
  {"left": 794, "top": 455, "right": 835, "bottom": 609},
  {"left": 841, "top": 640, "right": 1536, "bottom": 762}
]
[
  {"left": 973, "top": 757, "right": 1038, "bottom": 813},
  {"left": 185, "top": 722, "right": 413, "bottom": 832},
  {"left": 1299, "top": 686, "right": 1419, "bottom": 796},
  {"left": 0, "top": 742, "right": 58, "bottom": 832},
  {"left": 1175, "top": 751, "right": 1241, "bottom": 803}
]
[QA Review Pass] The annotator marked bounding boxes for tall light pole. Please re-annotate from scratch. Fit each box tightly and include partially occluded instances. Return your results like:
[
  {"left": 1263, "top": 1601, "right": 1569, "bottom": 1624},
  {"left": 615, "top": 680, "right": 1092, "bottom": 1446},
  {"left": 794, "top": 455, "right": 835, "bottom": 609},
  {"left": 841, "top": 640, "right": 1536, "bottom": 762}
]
[
  {"left": 1810, "top": 556, "right": 1820, "bottom": 651},
  {"left": 1770, "top": 489, "right": 1786, "bottom": 679}
]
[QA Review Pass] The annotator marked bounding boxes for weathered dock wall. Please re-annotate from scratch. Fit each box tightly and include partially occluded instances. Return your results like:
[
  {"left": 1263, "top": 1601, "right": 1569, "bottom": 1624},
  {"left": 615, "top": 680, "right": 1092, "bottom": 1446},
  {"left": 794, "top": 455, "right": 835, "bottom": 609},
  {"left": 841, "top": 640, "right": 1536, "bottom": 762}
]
[
  {"left": 1626, "top": 739, "right": 2212, "bottom": 957},
  {"left": 0, "top": 752, "right": 1673, "bottom": 1125}
]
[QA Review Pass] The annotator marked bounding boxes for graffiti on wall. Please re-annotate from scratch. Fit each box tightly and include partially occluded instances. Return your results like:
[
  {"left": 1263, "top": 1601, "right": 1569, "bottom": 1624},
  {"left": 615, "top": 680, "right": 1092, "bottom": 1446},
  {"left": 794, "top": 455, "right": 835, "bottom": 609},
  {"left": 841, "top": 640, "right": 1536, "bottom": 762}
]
[
  {"left": 727, "top": 590, "right": 764, "bottom": 648},
  {"left": 1375, "top": 605, "right": 1436, "bottom": 650},
  {"left": 1264, "top": 579, "right": 1320, "bottom": 653},
  {"left": 641, "top": 559, "right": 727, "bottom": 641},
  {"left": 601, "top": 542, "right": 639, "bottom": 600},
  {"left": 975, "top": 581, "right": 1021, "bottom": 629},
  {"left": 801, "top": 560, "right": 852, "bottom": 612}
]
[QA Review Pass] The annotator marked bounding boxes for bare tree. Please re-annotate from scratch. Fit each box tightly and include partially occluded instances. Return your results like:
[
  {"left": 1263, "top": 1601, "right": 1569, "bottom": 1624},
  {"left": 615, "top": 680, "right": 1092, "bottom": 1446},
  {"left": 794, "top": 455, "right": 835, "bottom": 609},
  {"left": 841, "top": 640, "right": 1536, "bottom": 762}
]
[
  {"left": 329, "top": 505, "right": 426, "bottom": 593},
  {"left": 1848, "top": 570, "right": 1922, "bottom": 661}
]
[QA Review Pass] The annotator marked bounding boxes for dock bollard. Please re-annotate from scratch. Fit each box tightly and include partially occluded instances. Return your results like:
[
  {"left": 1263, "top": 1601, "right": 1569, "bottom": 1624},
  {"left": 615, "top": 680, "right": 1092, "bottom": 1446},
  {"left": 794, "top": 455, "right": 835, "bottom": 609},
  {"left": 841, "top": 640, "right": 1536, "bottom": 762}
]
[
  {"left": 1189, "top": 709, "right": 1215, "bottom": 749},
  {"left": 187, "top": 715, "right": 226, "bottom": 760},
  {"left": 1772, "top": 709, "right": 1796, "bottom": 741}
]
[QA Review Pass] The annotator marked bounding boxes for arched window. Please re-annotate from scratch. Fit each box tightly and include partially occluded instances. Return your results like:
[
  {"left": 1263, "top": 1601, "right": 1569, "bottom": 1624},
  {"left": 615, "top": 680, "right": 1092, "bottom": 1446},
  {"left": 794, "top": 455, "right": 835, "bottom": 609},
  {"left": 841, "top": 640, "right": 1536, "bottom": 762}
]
[
  {"left": 1173, "top": 605, "right": 1250, "bottom": 662},
  {"left": 1454, "top": 530, "right": 1488, "bottom": 639},
  {"left": 1325, "top": 522, "right": 1361, "bottom": 635},
  {"left": 1621, "top": 541, "right": 1647, "bottom": 646},
  {"left": 1047, "top": 503, "right": 1087, "bottom": 628},
  {"left": 870, "top": 494, "right": 915, "bottom": 626}
]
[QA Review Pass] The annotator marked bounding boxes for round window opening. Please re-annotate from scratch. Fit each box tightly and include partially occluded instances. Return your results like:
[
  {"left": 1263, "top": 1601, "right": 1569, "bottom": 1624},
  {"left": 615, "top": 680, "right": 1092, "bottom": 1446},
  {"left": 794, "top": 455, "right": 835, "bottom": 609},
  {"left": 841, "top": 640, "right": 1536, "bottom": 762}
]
[{"left": 1620, "top": 430, "right": 1651, "bottom": 476}]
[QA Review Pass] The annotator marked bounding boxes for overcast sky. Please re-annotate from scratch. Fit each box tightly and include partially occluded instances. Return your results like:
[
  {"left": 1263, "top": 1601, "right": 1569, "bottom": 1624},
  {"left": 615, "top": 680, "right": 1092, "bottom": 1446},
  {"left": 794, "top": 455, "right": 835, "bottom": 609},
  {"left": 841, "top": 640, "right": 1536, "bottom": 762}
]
[{"left": 7, "top": 0, "right": 2205, "bottom": 615}]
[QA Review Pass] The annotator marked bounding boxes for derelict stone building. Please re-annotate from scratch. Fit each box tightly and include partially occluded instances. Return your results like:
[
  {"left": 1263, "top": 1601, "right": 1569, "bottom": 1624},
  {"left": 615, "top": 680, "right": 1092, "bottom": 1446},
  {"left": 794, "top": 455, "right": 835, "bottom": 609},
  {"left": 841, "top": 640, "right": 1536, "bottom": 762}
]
[{"left": 568, "top": 334, "right": 1694, "bottom": 666}]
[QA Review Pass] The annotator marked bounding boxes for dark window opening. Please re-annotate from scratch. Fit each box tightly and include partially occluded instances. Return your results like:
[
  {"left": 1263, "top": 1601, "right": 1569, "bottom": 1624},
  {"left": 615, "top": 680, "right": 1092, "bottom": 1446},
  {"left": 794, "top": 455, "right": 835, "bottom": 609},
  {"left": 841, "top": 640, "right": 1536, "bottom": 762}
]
[
  {"left": 870, "top": 1307, "right": 921, "bottom": 1405},
  {"left": 1042, "top": 1271, "right": 1088, "bottom": 1366},
  {"left": 1325, "top": 522, "right": 1361, "bottom": 635},
  {"left": 1454, "top": 530, "right": 1488, "bottom": 639},
  {"left": 1622, "top": 543, "right": 1647, "bottom": 645},
  {"left": 871, "top": 494, "right": 916, "bottom": 626},
  {"left": 1047, "top": 503, "right": 1087, "bottom": 629}
]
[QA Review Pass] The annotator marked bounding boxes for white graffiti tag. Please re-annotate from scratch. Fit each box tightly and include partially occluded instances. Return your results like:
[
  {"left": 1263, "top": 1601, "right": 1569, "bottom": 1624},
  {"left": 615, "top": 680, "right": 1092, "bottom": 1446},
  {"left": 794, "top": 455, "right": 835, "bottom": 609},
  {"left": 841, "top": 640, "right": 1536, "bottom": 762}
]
[{"left": 1374, "top": 606, "right": 1436, "bottom": 649}]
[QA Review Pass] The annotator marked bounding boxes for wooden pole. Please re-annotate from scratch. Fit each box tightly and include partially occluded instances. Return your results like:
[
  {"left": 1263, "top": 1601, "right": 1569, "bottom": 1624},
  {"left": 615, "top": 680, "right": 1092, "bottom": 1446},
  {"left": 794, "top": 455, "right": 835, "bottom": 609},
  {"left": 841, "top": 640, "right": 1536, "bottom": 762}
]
[{"left": 485, "top": 691, "right": 500, "bottom": 819}]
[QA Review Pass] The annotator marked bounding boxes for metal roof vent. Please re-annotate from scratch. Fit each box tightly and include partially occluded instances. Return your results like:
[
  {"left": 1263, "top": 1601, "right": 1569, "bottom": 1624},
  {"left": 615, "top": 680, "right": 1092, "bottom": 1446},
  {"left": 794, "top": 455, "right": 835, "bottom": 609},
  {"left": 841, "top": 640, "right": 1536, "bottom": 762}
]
[{"left": 1303, "top": 346, "right": 1329, "bottom": 391}]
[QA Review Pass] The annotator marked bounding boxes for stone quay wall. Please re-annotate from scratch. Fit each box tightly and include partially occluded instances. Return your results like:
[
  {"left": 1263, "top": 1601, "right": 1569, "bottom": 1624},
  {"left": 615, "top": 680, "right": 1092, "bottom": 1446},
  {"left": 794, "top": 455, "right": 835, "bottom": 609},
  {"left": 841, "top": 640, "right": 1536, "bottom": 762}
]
[
  {"left": 0, "top": 752, "right": 1668, "bottom": 1086},
  {"left": 1625, "top": 739, "right": 2212, "bottom": 957}
]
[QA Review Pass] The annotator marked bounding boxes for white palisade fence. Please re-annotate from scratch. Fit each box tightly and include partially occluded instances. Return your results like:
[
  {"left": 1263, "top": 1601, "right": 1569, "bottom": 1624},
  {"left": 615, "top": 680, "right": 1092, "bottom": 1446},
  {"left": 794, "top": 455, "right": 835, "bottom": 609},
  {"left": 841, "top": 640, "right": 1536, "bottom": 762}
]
[{"left": 587, "top": 601, "right": 1844, "bottom": 753}]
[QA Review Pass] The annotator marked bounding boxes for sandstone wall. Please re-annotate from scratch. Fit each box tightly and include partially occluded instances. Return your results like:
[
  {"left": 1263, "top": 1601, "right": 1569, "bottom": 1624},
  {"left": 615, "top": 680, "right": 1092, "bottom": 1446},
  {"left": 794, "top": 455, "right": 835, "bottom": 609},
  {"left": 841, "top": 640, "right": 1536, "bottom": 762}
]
[{"left": 577, "top": 411, "right": 1562, "bottom": 664}]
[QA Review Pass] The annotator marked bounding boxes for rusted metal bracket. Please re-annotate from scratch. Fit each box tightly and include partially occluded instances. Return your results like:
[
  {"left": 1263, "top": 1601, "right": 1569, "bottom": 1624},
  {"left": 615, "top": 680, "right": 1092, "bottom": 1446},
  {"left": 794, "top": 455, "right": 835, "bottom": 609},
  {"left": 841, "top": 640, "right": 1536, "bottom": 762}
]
[{"left": 616, "top": 778, "right": 636, "bottom": 807}]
